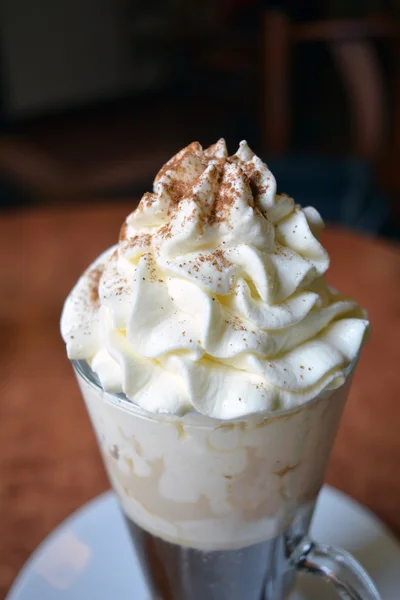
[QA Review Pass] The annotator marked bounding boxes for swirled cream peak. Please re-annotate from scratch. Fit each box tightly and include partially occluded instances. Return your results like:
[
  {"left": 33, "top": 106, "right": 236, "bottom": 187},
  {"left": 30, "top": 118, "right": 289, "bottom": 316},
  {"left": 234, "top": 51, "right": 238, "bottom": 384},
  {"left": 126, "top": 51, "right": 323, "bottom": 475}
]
[{"left": 61, "top": 140, "right": 369, "bottom": 418}]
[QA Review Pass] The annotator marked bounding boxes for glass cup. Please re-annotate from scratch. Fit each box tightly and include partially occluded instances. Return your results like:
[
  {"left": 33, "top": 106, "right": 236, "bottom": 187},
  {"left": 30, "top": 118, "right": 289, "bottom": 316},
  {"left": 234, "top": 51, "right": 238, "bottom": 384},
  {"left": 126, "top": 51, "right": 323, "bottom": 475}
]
[{"left": 73, "top": 359, "right": 380, "bottom": 600}]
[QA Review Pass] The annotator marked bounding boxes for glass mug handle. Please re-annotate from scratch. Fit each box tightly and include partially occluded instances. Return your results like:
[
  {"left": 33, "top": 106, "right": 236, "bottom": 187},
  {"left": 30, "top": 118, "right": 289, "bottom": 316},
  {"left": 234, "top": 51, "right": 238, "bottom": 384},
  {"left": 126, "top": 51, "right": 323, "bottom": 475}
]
[{"left": 290, "top": 536, "right": 380, "bottom": 600}]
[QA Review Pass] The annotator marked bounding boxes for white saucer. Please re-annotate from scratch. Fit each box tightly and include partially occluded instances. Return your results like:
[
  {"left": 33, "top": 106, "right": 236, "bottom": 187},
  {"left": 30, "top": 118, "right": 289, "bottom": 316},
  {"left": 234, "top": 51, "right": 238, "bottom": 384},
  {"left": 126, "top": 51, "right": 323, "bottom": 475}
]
[{"left": 7, "top": 486, "right": 400, "bottom": 600}]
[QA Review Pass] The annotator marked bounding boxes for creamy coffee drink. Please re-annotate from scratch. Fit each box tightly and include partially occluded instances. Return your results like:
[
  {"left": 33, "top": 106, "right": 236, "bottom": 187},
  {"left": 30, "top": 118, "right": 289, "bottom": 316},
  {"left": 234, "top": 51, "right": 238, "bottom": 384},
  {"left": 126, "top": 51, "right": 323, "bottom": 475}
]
[{"left": 61, "top": 140, "right": 370, "bottom": 599}]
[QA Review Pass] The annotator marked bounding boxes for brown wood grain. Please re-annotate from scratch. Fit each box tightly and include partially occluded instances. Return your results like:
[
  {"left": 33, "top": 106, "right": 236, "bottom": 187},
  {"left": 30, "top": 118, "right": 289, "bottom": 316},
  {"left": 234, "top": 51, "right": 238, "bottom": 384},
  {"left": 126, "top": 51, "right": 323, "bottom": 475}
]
[{"left": 0, "top": 203, "right": 399, "bottom": 596}]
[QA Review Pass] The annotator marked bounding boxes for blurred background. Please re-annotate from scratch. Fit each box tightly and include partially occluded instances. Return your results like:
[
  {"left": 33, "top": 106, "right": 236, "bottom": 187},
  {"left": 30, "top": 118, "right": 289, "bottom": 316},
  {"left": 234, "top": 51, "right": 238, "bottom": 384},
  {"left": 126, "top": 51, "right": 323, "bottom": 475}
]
[
  {"left": 1, "top": 3, "right": 400, "bottom": 596},
  {"left": 0, "top": 0, "right": 399, "bottom": 237}
]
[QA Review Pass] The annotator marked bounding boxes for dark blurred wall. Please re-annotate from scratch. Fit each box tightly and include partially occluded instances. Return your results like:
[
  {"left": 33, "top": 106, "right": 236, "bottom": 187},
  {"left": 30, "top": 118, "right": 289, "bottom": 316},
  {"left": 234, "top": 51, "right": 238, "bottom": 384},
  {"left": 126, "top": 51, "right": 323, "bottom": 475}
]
[{"left": 0, "top": 0, "right": 136, "bottom": 116}]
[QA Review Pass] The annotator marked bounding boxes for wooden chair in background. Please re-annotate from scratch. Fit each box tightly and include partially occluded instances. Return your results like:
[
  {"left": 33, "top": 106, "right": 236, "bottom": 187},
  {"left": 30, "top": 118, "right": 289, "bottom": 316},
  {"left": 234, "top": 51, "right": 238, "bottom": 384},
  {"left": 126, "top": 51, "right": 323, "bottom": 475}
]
[{"left": 261, "top": 11, "right": 400, "bottom": 214}]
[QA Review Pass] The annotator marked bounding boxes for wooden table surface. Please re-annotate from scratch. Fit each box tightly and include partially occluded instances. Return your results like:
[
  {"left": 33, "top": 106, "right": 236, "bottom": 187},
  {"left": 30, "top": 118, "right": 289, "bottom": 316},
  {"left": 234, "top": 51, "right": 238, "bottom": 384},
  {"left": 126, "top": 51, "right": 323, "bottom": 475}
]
[{"left": 0, "top": 203, "right": 399, "bottom": 596}]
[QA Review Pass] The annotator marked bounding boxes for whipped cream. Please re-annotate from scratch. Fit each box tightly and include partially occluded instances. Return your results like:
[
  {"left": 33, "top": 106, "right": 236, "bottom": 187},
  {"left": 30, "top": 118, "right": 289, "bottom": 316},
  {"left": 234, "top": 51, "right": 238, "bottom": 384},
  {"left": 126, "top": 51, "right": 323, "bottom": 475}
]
[{"left": 61, "top": 140, "right": 369, "bottom": 419}]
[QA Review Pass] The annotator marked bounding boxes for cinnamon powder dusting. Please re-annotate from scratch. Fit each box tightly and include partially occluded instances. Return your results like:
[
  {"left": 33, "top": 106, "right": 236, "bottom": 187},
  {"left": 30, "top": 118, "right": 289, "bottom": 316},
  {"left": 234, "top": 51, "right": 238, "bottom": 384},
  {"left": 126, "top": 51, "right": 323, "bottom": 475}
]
[
  {"left": 123, "top": 141, "right": 269, "bottom": 271},
  {"left": 154, "top": 142, "right": 202, "bottom": 185},
  {"left": 241, "top": 161, "right": 267, "bottom": 199},
  {"left": 137, "top": 192, "right": 156, "bottom": 211},
  {"left": 165, "top": 180, "right": 187, "bottom": 207},
  {"left": 127, "top": 233, "right": 152, "bottom": 249},
  {"left": 208, "top": 165, "right": 247, "bottom": 225},
  {"left": 87, "top": 265, "right": 104, "bottom": 307}
]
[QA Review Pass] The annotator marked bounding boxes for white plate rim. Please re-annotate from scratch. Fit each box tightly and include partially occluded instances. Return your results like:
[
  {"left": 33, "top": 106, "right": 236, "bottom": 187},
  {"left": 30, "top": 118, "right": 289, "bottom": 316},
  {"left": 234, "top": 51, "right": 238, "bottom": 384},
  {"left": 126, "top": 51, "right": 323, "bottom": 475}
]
[{"left": 6, "top": 484, "right": 400, "bottom": 599}]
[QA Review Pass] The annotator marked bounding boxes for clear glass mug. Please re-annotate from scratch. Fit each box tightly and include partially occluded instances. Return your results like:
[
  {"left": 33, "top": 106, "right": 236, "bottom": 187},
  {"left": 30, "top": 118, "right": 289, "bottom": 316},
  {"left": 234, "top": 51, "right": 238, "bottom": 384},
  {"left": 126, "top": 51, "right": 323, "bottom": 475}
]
[{"left": 73, "top": 360, "right": 380, "bottom": 600}]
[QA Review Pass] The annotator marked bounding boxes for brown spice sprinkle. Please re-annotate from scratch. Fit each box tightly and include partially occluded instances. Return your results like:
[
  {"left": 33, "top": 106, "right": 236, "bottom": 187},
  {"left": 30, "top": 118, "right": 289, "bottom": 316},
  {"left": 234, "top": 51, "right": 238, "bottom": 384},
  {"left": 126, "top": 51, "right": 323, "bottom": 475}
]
[
  {"left": 130, "top": 141, "right": 272, "bottom": 248},
  {"left": 164, "top": 179, "right": 187, "bottom": 207},
  {"left": 209, "top": 173, "right": 240, "bottom": 225},
  {"left": 158, "top": 222, "right": 172, "bottom": 239},
  {"left": 224, "top": 315, "right": 247, "bottom": 332},
  {"left": 126, "top": 233, "right": 152, "bottom": 249},
  {"left": 143, "top": 192, "right": 156, "bottom": 208},
  {"left": 204, "top": 138, "right": 228, "bottom": 160},
  {"left": 240, "top": 161, "right": 270, "bottom": 202},
  {"left": 87, "top": 265, "right": 105, "bottom": 307},
  {"left": 136, "top": 192, "right": 156, "bottom": 212},
  {"left": 193, "top": 249, "right": 232, "bottom": 274},
  {"left": 154, "top": 142, "right": 203, "bottom": 186},
  {"left": 213, "top": 249, "right": 231, "bottom": 270}
]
